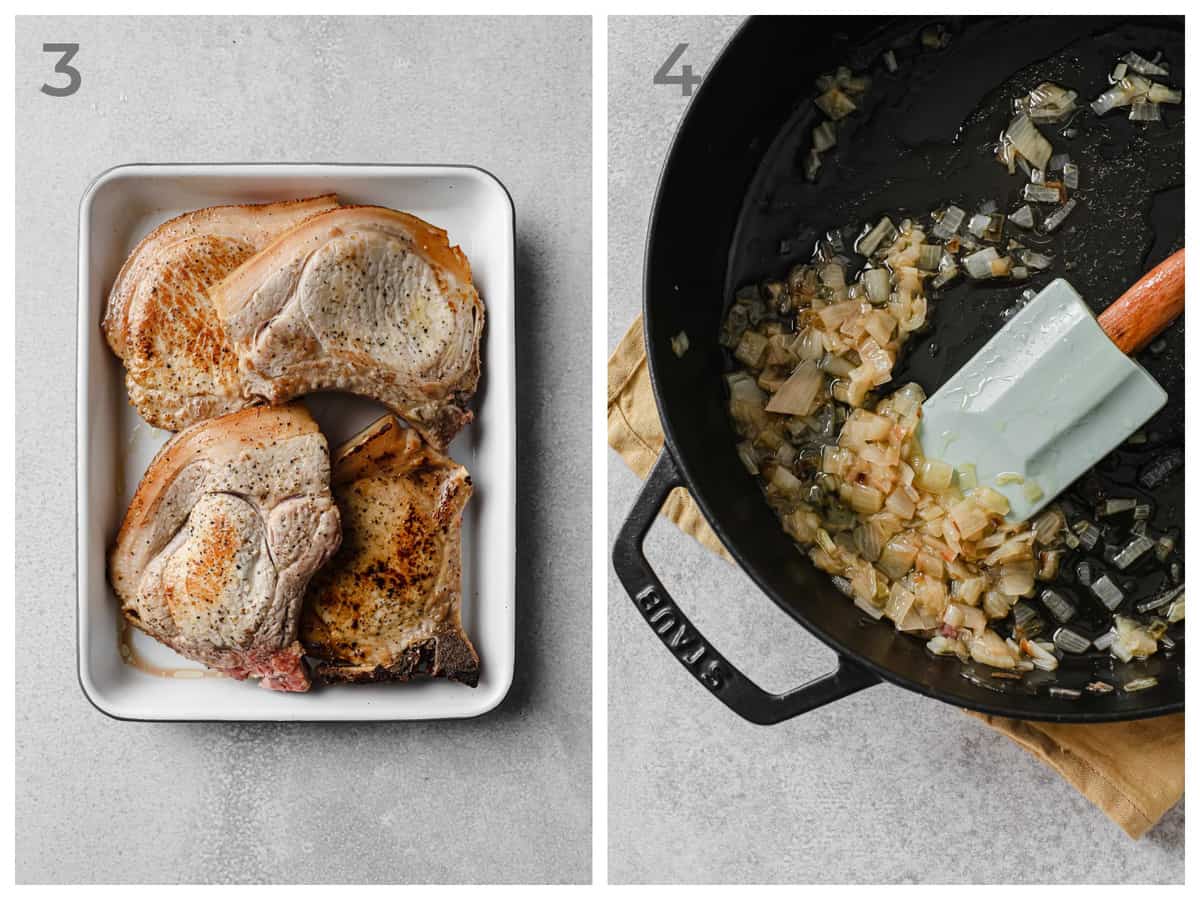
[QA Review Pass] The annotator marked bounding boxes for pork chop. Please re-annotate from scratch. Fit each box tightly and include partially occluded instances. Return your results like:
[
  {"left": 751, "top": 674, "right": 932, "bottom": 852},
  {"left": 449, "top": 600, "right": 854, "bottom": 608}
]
[
  {"left": 300, "top": 415, "right": 479, "bottom": 686},
  {"left": 102, "top": 195, "right": 341, "bottom": 431},
  {"left": 209, "top": 206, "right": 484, "bottom": 450},
  {"left": 109, "top": 404, "right": 341, "bottom": 691}
]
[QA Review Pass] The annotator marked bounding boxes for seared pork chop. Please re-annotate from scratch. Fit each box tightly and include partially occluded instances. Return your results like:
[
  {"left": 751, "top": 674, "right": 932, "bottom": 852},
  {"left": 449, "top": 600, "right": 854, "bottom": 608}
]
[
  {"left": 109, "top": 404, "right": 341, "bottom": 691},
  {"left": 209, "top": 207, "right": 484, "bottom": 450},
  {"left": 301, "top": 416, "right": 479, "bottom": 686},
  {"left": 102, "top": 195, "right": 340, "bottom": 431}
]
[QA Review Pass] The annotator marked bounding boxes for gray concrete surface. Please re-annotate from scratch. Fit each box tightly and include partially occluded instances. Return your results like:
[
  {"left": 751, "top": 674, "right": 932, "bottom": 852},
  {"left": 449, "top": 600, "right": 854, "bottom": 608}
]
[
  {"left": 16, "top": 16, "right": 591, "bottom": 884},
  {"left": 607, "top": 15, "right": 1183, "bottom": 884}
]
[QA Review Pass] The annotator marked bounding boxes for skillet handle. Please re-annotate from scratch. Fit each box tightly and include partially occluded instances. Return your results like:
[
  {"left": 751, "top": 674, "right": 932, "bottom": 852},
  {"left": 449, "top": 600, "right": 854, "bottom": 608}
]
[{"left": 612, "top": 450, "right": 881, "bottom": 725}]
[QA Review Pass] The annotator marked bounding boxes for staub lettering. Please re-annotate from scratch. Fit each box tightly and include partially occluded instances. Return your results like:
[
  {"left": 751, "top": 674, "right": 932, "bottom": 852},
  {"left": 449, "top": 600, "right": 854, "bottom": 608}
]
[
  {"left": 699, "top": 659, "right": 725, "bottom": 690},
  {"left": 634, "top": 588, "right": 726, "bottom": 692}
]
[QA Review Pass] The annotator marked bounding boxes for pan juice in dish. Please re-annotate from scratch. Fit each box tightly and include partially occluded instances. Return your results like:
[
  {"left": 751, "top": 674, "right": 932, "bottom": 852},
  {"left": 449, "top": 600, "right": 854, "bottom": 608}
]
[{"left": 720, "top": 19, "right": 1183, "bottom": 699}]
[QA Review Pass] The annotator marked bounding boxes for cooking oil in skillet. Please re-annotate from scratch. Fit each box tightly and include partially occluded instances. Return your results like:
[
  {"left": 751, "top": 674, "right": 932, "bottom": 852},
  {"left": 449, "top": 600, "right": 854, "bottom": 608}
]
[{"left": 725, "top": 16, "right": 1184, "bottom": 697}]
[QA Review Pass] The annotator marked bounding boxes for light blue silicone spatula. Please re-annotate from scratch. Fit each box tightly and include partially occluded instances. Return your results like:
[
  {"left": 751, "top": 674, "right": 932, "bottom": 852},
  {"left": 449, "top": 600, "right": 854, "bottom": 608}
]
[{"left": 917, "top": 249, "right": 1184, "bottom": 522}]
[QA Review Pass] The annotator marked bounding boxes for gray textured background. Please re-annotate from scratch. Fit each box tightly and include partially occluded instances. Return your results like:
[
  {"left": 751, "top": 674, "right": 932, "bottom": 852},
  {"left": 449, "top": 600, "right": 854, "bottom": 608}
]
[
  {"left": 16, "top": 16, "right": 591, "bottom": 884},
  {"left": 607, "top": 15, "right": 1183, "bottom": 884}
]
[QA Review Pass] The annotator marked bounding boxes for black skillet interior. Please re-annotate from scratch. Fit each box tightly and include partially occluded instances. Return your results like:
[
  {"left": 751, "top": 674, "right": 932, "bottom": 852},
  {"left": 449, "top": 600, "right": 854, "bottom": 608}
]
[{"left": 641, "top": 15, "right": 1183, "bottom": 721}]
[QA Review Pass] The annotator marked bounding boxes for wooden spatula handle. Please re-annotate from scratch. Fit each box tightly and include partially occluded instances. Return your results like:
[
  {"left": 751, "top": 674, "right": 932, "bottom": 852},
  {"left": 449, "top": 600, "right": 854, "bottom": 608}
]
[{"left": 1098, "top": 249, "right": 1185, "bottom": 355}]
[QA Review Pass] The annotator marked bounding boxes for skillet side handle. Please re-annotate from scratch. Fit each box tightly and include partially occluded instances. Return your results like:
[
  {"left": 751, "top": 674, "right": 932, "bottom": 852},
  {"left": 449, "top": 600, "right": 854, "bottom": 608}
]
[{"left": 612, "top": 450, "right": 881, "bottom": 726}]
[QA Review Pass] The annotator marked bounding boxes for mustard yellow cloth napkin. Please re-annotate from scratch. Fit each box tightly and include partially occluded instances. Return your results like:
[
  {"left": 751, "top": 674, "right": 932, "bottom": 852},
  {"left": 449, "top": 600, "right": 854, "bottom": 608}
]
[{"left": 608, "top": 314, "right": 1184, "bottom": 839}]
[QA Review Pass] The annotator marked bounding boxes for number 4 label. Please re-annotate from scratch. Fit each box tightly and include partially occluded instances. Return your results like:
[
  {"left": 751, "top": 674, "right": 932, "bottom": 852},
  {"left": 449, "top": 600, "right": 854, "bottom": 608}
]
[{"left": 654, "top": 43, "right": 701, "bottom": 97}]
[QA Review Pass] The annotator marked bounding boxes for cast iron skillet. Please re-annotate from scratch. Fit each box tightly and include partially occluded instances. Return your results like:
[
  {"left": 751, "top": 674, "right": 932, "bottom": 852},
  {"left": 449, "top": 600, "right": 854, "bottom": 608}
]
[{"left": 613, "top": 15, "right": 1184, "bottom": 724}]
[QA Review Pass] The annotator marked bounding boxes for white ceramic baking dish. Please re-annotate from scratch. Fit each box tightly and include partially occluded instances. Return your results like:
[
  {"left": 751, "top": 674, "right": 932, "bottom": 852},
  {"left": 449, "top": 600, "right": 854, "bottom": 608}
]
[{"left": 77, "top": 164, "right": 516, "bottom": 720}]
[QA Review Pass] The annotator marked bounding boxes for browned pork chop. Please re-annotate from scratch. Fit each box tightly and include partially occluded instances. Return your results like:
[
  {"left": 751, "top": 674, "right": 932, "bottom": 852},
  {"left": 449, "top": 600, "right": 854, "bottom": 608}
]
[
  {"left": 300, "top": 415, "right": 479, "bottom": 686},
  {"left": 102, "top": 195, "right": 341, "bottom": 431},
  {"left": 209, "top": 206, "right": 484, "bottom": 451},
  {"left": 109, "top": 404, "right": 341, "bottom": 691}
]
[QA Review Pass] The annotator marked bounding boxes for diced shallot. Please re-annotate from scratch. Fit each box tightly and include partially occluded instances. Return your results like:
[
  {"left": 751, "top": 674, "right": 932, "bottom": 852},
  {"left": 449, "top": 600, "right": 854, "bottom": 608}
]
[
  {"left": 1090, "top": 574, "right": 1124, "bottom": 611},
  {"left": 1110, "top": 615, "right": 1156, "bottom": 663},
  {"left": 1120, "top": 51, "right": 1168, "bottom": 76},
  {"left": 1091, "top": 75, "right": 1153, "bottom": 115},
  {"left": 1122, "top": 676, "right": 1159, "bottom": 693},
  {"left": 1148, "top": 83, "right": 1182, "bottom": 104},
  {"left": 1137, "top": 583, "right": 1184, "bottom": 614},
  {"left": 1003, "top": 113, "right": 1053, "bottom": 170},
  {"left": 1113, "top": 535, "right": 1154, "bottom": 570},
  {"left": 765, "top": 361, "right": 824, "bottom": 416},
  {"left": 1020, "top": 637, "right": 1058, "bottom": 671},
  {"left": 815, "top": 87, "right": 856, "bottom": 121},
  {"left": 857, "top": 217, "right": 897, "bottom": 256},
  {"left": 931, "top": 206, "right": 965, "bottom": 240},
  {"left": 1032, "top": 507, "right": 1065, "bottom": 544},
  {"left": 1017, "top": 82, "right": 1079, "bottom": 124},
  {"left": 1129, "top": 98, "right": 1161, "bottom": 122},
  {"left": 914, "top": 458, "right": 954, "bottom": 493},
  {"left": 1042, "top": 199, "right": 1077, "bottom": 233},
  {"left": 969, "top": 629, "right": 1017, "bottom": 669},
  {"left": 1052, "top": 626, "right": 1091, "bottom": 654},
  {"left": 963, "top": 247, "right": 1000, "bottom": 279},
  {"left": 1010, "top": 204, "right": 1035, "bottom": 229},
  {"left": 1167, "top": 597, "right": 1184, "bottom": 623},
  {"left": 1022, "top": 184, "right": 1060, "bottom": 204},
  {"left": 812, "top": 120, "right": 838, "bottom": 152}
]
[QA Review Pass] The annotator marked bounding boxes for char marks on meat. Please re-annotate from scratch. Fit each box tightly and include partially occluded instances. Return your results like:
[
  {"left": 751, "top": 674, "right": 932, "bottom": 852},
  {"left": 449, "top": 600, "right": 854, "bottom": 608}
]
[
  {"left": 301, "top": 415, "right": 479, "bottom": 686},
  {"left": 109, "top": 404, "right": 341, "bottom": 691},
  {"left": 102, "top": 195, "right": 341, "bottom": 431}
]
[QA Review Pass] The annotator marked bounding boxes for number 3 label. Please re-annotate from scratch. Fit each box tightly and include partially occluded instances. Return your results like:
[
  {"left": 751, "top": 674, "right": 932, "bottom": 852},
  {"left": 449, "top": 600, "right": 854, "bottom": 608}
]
[
  {"left": 654, "top": 43, "right": 702, "bottom": 97},
  {"left": 41, "top": 43, "right": 81, "bottom": 97}
]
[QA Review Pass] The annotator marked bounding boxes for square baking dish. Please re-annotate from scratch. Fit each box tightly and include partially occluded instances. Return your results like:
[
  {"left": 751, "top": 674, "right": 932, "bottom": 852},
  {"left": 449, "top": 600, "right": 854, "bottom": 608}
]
[{"left": 77, "top": 164, "right": 516, "bottom": 720}]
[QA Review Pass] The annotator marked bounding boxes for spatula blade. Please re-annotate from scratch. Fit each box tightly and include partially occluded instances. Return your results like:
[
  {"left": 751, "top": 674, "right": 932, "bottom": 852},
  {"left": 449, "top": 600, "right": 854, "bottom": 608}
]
[{"left": 917, "top": 278, "right": 1167, "bottom": 522}]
